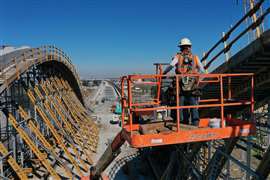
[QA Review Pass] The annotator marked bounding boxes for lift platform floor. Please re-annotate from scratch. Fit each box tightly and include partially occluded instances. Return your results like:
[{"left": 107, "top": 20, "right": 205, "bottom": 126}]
[
  {"left": 139, "top": 121, "right": 198, "bottom": 135},
  {"left": 122, "top": 118, "right": 256, "bottom": 148}
]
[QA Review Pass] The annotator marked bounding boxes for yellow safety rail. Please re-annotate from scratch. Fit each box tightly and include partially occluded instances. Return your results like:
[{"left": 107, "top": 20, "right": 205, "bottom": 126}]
[
  {"left": 43, "top": 100, "right": 90, "bottom": 170},
  {"left": 60, "top": 97, "right": 98, "bottom": 152},
  {"left": 18, "top": 106, "right": 73, "bottom": 179},
  {"left": 0, "top": 143, "right": 30, "bottom": 180},
  {"left": 8, "top": 113, "right": 61, "bottom": 180},
  {"left": 42, "top": 81, "right": 96, "bottom": 155},
  {"left": 53, "top": 79, "right": 98, "bottom": 140},
  {"left": 42, "top": 93, "right": 94, "bottom": 163},
  {"left": 41, "top": 83, "right": 77, "bottom": 133},
  {"left": 50, "top": 79, "right": 98, "bottom": 150},
  {"left": 44, "top": 78, "right": 98, "bottom": 152},
  {"left": 27, "top": 89, "right": 85, "bottom": 175}
]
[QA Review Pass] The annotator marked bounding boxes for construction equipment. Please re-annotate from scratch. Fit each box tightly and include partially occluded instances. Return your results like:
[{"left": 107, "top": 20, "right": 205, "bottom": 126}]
[
  {"left": 120, "top": 72, "right": 256, "bottom": 147},
  {"left": 8, "top": 113, "right": 62, "bottom": 180},
  {"left": 90, "top": 63, "right": 256, "bottom": 178}
]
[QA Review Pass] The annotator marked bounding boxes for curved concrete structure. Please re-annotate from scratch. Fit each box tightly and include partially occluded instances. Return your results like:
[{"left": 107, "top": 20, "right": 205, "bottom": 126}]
[
  {"left": 0, "top": 45, "right": 99, "bottom": 179},
  {"left": 0, "top": 45, "right": 84, "bottom": 104}
]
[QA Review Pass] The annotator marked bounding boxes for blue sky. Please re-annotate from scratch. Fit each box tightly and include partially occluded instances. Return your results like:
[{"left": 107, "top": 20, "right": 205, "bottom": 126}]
[{"left": 0, "top": 0, "right": 266, "bottom": 78}]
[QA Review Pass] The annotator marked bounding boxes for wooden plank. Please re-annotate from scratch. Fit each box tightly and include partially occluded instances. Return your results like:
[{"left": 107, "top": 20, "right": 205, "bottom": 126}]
[
  {"left": 165, "top": 122, "right": 197, "bottom": 131},
  {"left": 139, "top": 122, "right": 166, "bottom": 134},
  {"left": 139, "top": 121, "right": 200, "bottom": 135},
  {"left": 156, "top": 126, "right": 171, "bottom": 134}
]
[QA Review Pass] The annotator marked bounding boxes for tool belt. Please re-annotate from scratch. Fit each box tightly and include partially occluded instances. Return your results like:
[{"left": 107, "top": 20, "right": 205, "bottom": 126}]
[{"left": 180, "top": 76, "right": 202, "bottom": 96}]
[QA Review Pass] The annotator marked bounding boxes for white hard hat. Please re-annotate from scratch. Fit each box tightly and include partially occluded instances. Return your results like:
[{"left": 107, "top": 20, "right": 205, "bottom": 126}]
[{"left": 178, "top": 38, "right": 192, "bottom": 47}]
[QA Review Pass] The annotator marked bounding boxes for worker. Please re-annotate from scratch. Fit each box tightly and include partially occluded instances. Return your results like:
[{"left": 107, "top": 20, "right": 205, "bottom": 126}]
[{"left": 163, "top": 38, "right": 205, "bottom": 126}]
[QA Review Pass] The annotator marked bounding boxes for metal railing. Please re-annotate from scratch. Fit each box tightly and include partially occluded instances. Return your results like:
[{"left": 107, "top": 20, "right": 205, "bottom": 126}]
[
  {"left": 121, "top": 73, "right": 254, "bottom": 132},
  {"left": 201, "top": 0, "right": 269, "bottom": 71}
]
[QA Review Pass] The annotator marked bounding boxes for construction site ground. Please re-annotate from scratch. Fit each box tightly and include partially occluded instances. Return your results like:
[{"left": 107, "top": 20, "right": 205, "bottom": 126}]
[
  {"left": 83, "top": 80, "right": 270, "bottom": 180},
  {"left": 87, "top": 81, "right": 157, "bottom": 180}
]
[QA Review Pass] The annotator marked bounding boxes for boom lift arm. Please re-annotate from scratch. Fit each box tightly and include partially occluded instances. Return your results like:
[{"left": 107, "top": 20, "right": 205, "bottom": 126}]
[{"left": 90, "top": 130, "right": 126, "bottom": 179}]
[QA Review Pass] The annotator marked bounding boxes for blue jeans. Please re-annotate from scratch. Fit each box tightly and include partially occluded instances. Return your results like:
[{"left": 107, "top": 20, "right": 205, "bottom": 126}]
[{"left": 180, "top": 95, "right": 199, "bottom": 125}]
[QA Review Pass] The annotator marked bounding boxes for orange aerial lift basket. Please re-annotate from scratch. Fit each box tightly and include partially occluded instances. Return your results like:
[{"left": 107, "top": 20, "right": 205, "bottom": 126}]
[{"left": 120, "top": 64, "right": 256, "bottom": 148}]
